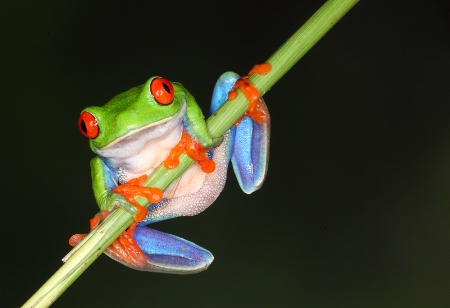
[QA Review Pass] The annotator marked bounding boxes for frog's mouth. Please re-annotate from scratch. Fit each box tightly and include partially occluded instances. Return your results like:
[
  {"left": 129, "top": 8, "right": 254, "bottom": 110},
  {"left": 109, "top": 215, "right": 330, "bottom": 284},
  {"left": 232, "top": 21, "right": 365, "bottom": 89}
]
[{"left": 95, "top": 102, "right": 187, "bottom": 157}]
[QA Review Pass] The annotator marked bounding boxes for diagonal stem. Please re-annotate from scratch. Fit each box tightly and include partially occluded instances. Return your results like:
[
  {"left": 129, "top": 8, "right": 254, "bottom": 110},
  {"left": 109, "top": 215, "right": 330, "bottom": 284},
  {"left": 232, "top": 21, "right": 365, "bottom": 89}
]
[{"left": 22, "top": 1, "right": 359, "bottom": 307}]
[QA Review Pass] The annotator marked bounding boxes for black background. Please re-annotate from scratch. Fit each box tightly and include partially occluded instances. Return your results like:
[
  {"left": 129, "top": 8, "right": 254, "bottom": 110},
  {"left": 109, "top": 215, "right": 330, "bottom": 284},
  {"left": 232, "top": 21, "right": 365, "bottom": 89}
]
[{"left": 2, "top": 1, "right": 449, "bottom": 307}]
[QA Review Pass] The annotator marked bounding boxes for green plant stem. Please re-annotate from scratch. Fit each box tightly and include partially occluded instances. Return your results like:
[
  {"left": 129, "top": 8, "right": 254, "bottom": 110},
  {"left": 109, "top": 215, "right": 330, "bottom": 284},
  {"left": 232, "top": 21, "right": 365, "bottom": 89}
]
[{"left": 22, "top": 1, "right": 358, "bottom": 307}]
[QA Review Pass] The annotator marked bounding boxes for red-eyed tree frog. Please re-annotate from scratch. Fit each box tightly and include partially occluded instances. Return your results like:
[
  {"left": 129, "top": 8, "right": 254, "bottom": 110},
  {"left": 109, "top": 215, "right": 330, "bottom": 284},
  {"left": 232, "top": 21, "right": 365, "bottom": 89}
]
[{"left": 74, "top": 69, "right": 270, "bottom": 274}]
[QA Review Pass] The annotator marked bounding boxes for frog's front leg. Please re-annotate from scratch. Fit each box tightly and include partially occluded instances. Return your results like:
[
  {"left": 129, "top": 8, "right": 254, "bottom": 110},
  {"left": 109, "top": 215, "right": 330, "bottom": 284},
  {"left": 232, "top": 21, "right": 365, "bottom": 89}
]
[
  {"left": 74, "top": 156, "right": 164, "bottom": 267},
  {"left": 90, "top": 156, "right": 163, "bottom": 221}
]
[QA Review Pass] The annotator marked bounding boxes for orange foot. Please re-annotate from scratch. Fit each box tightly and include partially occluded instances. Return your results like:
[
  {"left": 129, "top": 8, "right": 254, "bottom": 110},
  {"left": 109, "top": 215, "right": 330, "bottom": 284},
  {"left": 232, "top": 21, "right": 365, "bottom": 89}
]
[
  {"left": 107, "top": 221, "right": 147, "bottom": 266},
  {"left": 112, "top": 174, "right": 163, "bottom": 222},
  {"left": 68, "top": 209, "right": 110, "bottom": 247},
  {"left": 69, "top": 210, "right": 148, "bottom": 267},
  {"left": 69, "top": 175, "right": 163, "bottom": 267},
  {"left": 227, "top": 62, "right": 271, "bottom": 125},
  {"left": 164, "top": 130, "right": 216, "bottom": 173}
]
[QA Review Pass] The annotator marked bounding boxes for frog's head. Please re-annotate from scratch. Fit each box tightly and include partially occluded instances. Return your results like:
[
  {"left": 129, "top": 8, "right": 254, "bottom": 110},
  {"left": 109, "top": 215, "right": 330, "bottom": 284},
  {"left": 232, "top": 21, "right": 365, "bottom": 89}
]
[{"left": 78, "top": 77, "right": 186, "bottom": 153}]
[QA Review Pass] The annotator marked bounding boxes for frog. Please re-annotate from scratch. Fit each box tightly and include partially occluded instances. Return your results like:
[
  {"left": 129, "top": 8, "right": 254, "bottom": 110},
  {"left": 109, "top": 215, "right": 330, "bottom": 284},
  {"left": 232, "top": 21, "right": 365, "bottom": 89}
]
[{"left": 74, "top": 70, "right": 270, "bottom": 273}]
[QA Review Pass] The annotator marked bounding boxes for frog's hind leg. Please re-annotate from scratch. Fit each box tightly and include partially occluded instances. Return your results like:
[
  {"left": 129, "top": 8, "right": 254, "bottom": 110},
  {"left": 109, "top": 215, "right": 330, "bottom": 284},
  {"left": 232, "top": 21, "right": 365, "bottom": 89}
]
[
  {"left": 231, "top": 97, "right": 270, "bottom": 193},
  {"left": 209, "top": 71, "right": 240, "bottom": 115},
  {"left": 104, "top": 225, "right": 214, "bottom": 273},
  {"left": 210, "top": 71, "right": 270, "bottom": 194}
]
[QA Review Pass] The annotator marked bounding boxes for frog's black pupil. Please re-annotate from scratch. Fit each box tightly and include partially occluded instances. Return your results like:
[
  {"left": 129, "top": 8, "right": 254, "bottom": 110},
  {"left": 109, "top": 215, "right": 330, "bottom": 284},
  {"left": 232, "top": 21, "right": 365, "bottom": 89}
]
[
  {"left": 163, "top": 83, "right": 171, "bottom": 93},
  {"left": 80, "top": 120, "right": 87, "bottom": 133}
]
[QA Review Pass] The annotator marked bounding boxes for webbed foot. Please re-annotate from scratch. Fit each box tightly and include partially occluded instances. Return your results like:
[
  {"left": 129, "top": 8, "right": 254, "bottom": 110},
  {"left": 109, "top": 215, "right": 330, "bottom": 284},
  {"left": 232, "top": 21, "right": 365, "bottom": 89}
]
[{"left": 69, "top": 210, "right": 148, "bottom": 268}]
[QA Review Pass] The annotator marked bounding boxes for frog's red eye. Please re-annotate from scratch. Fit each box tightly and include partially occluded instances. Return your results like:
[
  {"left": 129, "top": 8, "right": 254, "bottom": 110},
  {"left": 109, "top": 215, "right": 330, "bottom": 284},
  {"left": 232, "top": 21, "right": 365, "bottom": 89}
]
[
  {"left": 78, "top": 111, "right": 99, "bottom": 139},
  {"left": 150, "top": 77, "right": 174, "bottom": 105}
]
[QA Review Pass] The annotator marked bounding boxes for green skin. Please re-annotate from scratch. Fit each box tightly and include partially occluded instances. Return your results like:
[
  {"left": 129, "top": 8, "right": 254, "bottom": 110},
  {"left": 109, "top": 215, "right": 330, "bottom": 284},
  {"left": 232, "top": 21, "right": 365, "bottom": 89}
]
[{"left": 82, "top": 76, "right": 220, "bottom": 213}]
